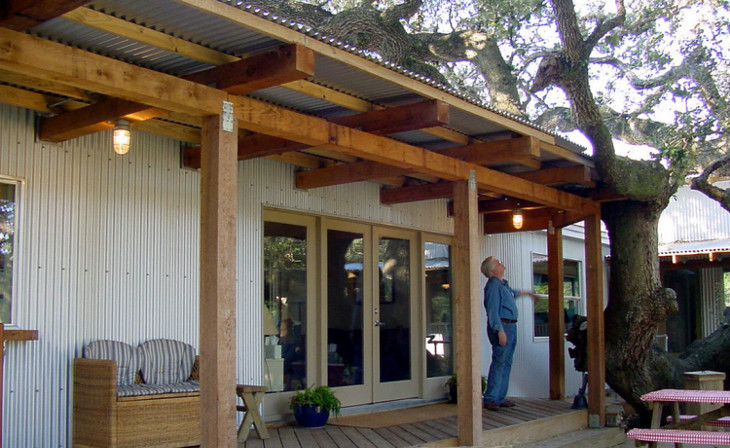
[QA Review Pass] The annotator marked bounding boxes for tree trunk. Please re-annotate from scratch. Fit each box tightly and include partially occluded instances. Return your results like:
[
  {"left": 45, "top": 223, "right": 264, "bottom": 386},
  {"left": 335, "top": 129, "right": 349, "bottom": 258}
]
[{"left": 601, "top": 200, "right": 685, "bottom": 420}]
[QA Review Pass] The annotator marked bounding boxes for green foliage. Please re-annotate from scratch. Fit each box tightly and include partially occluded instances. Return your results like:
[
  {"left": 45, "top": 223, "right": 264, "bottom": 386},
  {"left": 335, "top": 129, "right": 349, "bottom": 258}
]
[
  {"left": 446, "top": 374, "right": 487, "bottom": 393},
  {"left": 289, "top": 385, "right": 342, "bottom": 416}
]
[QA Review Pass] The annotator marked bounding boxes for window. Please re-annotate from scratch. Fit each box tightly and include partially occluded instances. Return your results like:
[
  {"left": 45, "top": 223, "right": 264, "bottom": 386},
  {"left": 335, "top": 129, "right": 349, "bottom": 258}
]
[
  {"left": 263, "top": 220, "right": 308, "bottom": 392},
  {"left": 532, "top": 254, "right": 581, "bottom": 338},
  {"left": 0, "top": 180, "right": 17, "bottom": 324},
  {"left": 424, "top": 242, "right": 453, "bottom": 377}
]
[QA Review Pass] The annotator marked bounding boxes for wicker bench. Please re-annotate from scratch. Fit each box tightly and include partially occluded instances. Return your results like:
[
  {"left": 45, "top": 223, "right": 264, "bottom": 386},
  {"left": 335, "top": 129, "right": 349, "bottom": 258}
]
[{"left": 73, "top": 339, "right": 201, "bottom": 448}]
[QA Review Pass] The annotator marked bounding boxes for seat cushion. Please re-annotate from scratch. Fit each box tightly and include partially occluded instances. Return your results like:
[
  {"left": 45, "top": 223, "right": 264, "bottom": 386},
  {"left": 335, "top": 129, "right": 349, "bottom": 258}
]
[
  {"left": 139, "top": 339, "right": 196, "bottom": 385},
  {"left": 84, "top": 340, "right": 142, "bottom": 387}
]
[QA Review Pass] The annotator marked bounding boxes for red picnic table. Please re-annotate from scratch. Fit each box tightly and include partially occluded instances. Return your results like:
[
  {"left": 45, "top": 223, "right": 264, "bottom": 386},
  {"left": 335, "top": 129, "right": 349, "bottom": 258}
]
[{"left": 627, "top": 388, "right": 730, "bottom": 448}]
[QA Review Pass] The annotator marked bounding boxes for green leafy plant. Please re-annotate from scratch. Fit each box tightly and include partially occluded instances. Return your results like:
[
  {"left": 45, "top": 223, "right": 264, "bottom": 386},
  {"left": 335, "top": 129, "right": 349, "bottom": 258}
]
[
  {"left": 447, "top": 374, "right": 487, "bottom": 394},
  {"left": 289, "top": 385, "right": 341, "bottom": 416}
]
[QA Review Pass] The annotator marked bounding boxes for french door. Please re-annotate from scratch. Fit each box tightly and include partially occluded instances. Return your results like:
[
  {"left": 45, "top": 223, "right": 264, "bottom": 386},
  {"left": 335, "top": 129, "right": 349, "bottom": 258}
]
[{"left": 323, "top": 220, "right": 418, "bottom": 405}]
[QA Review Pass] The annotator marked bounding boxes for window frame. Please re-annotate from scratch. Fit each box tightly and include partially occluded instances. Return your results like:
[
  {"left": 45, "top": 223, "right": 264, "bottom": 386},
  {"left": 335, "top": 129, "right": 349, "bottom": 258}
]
[
  {"left": 0, "top": 176, "right": 21, "bottom": 326},
  {"left": 531, "top": 252, "right": 583, "bottom": 340}
]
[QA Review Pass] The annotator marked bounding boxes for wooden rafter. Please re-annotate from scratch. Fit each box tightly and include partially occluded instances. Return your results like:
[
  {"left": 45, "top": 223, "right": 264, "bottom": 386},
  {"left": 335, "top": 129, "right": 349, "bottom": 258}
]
[
  {"left": 514, "top": 165, "right": 594, "bottom": 187},
  {"left": 483, "top": 208, "right": 585, "bottom": 234},
  {"left": 183, "top": 134, "right": 309, "bottom": 169},
  {"left": 296, "top": 161, "right": 413, "bottom": 189},
  {"left": 58, "top": 7, "right": 488, "bottom": 147},
  {"left": 380, "top": 182, "right": 455, "bottom": 204},
  {"left": 437, "top": 136, "right": 540, "bottom": 164},
  {"left": 297, "top": 135, "right": 541, "bottom": 191},
  {"left": 183, "top": 44, "right": 314, "bottom": 95},
  {"left": 0, "top": 27, "right": 597, "bottom": 212},
  {"left": 39, "top": 98, "right": 167, "bottom": 143},
  {"left": 0, "top": 0, "right": 88, "bottom": 31},
  {"left": 331, "top": 100, "right": 449, "bottom": 135}
]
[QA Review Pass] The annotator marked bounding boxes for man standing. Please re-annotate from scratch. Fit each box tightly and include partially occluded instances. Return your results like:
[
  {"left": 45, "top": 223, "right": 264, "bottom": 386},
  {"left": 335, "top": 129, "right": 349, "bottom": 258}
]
[{"left": 481, "top": 256, "right": 537, "bottom": 411}]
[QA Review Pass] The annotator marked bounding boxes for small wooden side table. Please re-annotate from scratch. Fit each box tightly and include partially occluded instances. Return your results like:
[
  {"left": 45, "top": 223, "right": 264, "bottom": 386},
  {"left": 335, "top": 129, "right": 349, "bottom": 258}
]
[{"left": 236, "top": 384, "right": 269, "bottom": 442}]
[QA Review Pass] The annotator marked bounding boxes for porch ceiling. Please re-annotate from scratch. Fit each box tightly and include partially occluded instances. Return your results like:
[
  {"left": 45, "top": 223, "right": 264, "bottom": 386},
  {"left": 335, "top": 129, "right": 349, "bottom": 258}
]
[{"left": 0, "top": 0, "right": 606, "bottom": 222}]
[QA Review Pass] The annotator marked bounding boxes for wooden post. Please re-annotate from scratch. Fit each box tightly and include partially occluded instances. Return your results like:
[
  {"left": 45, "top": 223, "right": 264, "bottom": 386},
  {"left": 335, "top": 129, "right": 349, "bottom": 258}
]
[
  {"left": 584, "top": 213, "right": 606, "bottom": 427},
  {"left": 547, "top": 224, "right": 565, "bottom": 400},
  {"left": 200, "top": 101, "right": 238, "bottom": 447},
  {"left": 452, "top": 172, "right": 482, "bottom": 446}
]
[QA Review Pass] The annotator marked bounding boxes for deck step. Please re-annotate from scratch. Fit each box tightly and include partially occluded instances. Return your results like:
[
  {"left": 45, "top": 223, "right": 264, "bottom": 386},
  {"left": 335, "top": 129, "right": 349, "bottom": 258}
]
[{"left": 511, "top": 427, "right": 627, "bottom": 448}]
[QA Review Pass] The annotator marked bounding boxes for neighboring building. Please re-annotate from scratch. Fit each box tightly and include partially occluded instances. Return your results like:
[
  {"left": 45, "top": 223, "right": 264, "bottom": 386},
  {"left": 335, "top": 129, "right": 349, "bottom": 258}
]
[
  {"left": 658, "top": 181, "right": 730, "bottom": 353},
  {"left": 0, "top": 1, "right": 610, "bottom": 445}
]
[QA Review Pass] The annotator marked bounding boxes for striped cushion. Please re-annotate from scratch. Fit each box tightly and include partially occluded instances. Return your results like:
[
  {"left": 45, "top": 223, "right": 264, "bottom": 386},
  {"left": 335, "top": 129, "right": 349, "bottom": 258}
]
[
  {"left": 139, "top": 339, "right": 195, "bottom": 385},
  {"left": 166, "top": 380, "right": 200, "bottom": 394},
  {"left": 83, "top": 340, "right": 142, "bottom": 386}
]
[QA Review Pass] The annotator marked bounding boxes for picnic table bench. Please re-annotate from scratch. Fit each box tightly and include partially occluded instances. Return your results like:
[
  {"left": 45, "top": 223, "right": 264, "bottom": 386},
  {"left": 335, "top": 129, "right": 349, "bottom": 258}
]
[{"left": 626, "top": 388, "right": 730, "bottom": 448}]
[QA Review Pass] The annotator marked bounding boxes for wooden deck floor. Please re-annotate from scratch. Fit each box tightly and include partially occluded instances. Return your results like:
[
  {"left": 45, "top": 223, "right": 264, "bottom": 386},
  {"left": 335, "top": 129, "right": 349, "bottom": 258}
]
[{"left": 240, "top": 398, "right": 581, "bottom": 448}]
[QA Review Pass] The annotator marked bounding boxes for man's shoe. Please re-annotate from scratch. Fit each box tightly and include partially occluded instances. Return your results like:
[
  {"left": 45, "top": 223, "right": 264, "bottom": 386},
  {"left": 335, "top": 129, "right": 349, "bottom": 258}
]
[
  {"left": 484, "top": 401, "right": 500, "bottom": 411},
  {"left": 499, "top": 399, "right": 516, "bottom": 408}
]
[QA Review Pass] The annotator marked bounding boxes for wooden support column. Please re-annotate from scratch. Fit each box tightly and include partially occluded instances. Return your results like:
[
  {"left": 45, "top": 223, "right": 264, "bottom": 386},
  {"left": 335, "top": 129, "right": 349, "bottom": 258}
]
[
  {"left": 584, "top": 213, "right": 606, "bottom": 426},
  {"left": 200, "top": 101, "right": 238, "bottom": 447},
  {"left": 547, "top": 224, "right": 565, "bottom": 400},
  {"left": 452, "top": 172, "right": 482, "bottom": 446}
]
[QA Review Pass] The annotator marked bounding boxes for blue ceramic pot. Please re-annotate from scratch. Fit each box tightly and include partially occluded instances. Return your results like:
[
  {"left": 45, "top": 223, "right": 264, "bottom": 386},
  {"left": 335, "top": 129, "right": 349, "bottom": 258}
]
[{"left": 294, "top": 404, "right": 330, "bottom": 427}]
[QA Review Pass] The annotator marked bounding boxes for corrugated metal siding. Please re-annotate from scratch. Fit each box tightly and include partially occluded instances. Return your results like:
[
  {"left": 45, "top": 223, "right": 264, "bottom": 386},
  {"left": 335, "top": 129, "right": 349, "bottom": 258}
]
[
  {"left": 659, "top": 182, "right": 730, "bottom": 244},
  {"left": 699, "top": 268, "right": 725, "bottom": 337},
  {"left": 0, "top": 104, "right": 454, "bottom": 446}
]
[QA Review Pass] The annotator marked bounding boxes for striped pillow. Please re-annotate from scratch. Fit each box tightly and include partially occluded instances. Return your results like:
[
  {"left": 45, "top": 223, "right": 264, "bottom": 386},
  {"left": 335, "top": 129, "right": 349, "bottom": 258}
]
[
  {"left": 139, "top": 339, "right": 196, "bottom": 385},
  {"left": 84, "top": 340, "right": 142, "bottom": 387}
]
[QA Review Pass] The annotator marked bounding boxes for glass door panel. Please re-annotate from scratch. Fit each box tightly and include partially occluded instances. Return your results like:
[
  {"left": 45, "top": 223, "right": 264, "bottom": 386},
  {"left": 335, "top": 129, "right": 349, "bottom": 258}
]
[
  {"left": 378, "top": 237, "right": 411, "bottom": 383},
  {"left": 327, "top": 229, "right": 365, "bottom": 387},
  {"left": 373, "top": 229, "right": 418, "bottom": 401}
]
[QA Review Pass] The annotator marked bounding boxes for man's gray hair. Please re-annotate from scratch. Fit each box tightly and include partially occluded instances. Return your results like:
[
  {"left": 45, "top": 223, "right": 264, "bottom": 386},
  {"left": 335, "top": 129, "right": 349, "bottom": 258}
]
[{"left": 481, "top": 256, "right": 498, "bottom": 278}]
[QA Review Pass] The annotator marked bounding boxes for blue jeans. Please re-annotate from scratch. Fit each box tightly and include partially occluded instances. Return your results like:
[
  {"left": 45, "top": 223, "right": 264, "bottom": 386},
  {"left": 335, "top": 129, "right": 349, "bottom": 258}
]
[{"left": 483, "top": 323, "right": 517, "bottom": 405}]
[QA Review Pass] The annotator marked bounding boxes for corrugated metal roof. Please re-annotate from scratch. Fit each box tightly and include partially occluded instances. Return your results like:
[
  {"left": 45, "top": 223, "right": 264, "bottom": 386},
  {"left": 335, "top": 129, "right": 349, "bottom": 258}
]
[
  {"left": 659, "top": 181, "right": 730, "bottom": 245},
  {"left": 659, "top": 239, "right": 730, "bottom": 256},
  {"left": 26, "top": 0, "right": 590, "bottom": 163}
]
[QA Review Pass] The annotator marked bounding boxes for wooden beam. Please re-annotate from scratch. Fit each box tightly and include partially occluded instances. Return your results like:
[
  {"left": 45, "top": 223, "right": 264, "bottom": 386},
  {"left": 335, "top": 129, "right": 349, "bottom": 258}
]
[
  {"left": 0, "top": 27, "right": 596, "bottom": 212},
  {"left": 183, "top": 134, "right": 309, "bottom": 169},
  {"left": 296, "top": 161, "right": 412, "bottom": 189},
  {"left": 232, "top": 95, "right": 597, "bottom": 212},
  {"left": 547, "top": 227, "right": 565, "bottom": 400},
  {"left": 452, "top": 175, "right": 482, "bottom": 446},
  {"left": 331, "top": 100, "right": 449, "bottom": 135},
  {"left": 184, "top": 44, "right": 314, "bottom": 94},
  {"left": 515, "top": 165, "right": 594, "bottom": 187},
  {"left": 0, "top": 0, "right": 87, "bottom": 31},
  {"left": 438, "top": 136, "right": 540, "bottom": 165},
  {"left": 61, "top": 7, "right": 240, "bottom": 66},
  {"left": 380, "top": 182, "right": 455, "bottom": 204},
  {"left": 482, "top": 208, "right": 585, "bottom": 234},
  {"left": 175, "top": 0, "right": 564, "bottom": 144},
  {"left": 39, "top": 98, "right": 167, "bottom": 142},
  {"left": 0, "top": 27, "right": 228, "bottom": 117},
  {"left": 584, "top": 213, "right": 606, "bottom": 427},
  {"left": 199, "top": 106, "right": 238, "bottom": 447},
  {"left": 477, "top": 197, "right": 544, "bottom": 214}
]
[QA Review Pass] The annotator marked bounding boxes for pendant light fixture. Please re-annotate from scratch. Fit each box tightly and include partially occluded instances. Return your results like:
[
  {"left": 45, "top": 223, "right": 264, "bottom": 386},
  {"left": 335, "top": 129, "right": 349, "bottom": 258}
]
[
  {"left": 512, "top": 208, "right": 524, "bottom": 230},
  {"left": 112, "top": 119, "right": 131, "bottom": 155}
]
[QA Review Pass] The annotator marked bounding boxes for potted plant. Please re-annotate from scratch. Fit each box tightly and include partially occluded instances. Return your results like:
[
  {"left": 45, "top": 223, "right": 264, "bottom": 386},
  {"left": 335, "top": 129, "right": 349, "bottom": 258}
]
[
  {"left": 446, "top": 374, "right": 487, "bottom": 403},
  {"left": 289, "top": 385, "right": 341, "bottom": 427}
]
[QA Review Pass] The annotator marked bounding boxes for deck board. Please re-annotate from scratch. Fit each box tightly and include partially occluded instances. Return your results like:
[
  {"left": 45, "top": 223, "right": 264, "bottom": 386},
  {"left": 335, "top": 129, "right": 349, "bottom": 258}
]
[{"left": 240, "top": 398, "right": 578, "bottom": 447}]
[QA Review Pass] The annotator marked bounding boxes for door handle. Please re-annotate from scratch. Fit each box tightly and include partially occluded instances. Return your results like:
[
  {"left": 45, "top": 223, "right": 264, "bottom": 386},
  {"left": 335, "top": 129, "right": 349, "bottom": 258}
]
[{"left": 374, "top": 321, "right": 387, "bottom": 327}]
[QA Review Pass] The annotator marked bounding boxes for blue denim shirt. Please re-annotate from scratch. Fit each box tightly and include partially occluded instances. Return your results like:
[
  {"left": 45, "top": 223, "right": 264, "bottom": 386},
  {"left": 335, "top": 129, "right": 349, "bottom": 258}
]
[{"left": 484, "top": 277, "right": 518, "bottom": 333}]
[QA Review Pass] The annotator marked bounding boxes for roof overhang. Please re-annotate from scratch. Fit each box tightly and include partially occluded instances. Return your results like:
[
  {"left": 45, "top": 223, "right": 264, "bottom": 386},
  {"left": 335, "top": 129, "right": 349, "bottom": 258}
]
[{"left": 0, "top": 0, "right": 605, "bottom": 226}]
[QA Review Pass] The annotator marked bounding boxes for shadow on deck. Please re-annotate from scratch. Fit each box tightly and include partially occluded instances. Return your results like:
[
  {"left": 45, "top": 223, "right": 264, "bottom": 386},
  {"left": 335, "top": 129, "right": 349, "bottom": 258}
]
[{"left": 240, "top": 397, "right": 624, "bottom": 448}]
